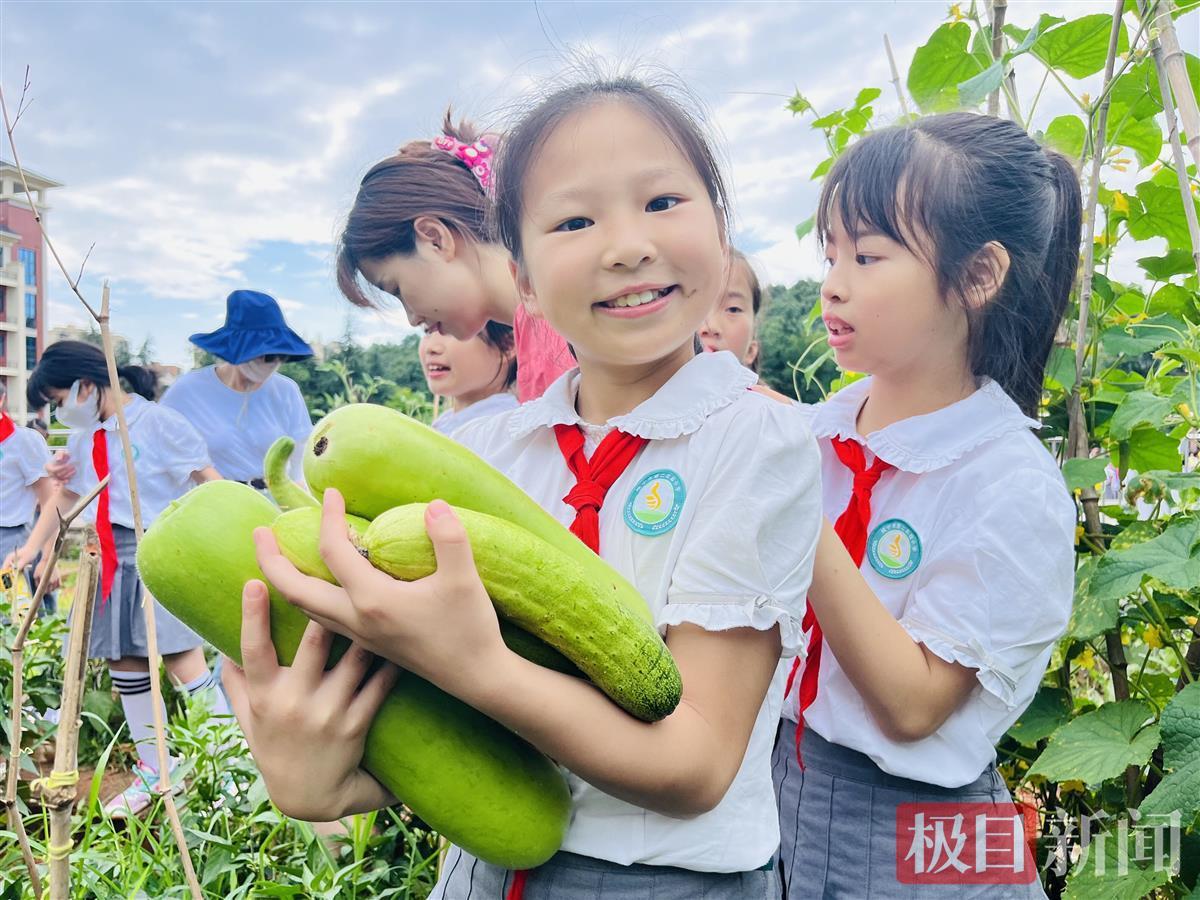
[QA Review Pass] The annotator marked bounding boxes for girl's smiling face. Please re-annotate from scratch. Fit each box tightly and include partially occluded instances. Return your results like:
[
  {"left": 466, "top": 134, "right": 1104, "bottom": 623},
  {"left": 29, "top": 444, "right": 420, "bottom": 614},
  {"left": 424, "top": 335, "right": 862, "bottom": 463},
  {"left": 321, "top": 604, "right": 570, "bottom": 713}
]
[
  {"left": 819, "top": 212, "right": 970, "bottom": 381},
  {"left": 514, "top": 101, "right": 727, "bottom": 371},
  {"left": 699, "top": 261, "right": 758, "bottom": 366},
  {"left": 418, "top": 329, "right": 510, "bottom": 403}
]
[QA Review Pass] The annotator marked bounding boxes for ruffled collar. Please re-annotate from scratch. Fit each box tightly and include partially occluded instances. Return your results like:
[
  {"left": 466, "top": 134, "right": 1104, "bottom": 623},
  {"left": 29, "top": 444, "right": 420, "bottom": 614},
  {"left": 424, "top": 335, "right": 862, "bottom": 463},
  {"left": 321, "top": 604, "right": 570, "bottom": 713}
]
[
  {"left": 508, "top": 351, "right": 757, "bottom": 441},
  {"left": 810, "top": 376, "right": 1040, "bottom": 473}
]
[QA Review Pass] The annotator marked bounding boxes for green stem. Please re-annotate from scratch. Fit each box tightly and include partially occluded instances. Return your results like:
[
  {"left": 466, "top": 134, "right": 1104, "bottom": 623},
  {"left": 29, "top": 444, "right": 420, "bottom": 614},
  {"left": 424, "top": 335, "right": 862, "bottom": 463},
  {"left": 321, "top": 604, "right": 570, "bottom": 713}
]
[{"left": 1025, "top": 70, "right": 1050, "bottom": 129}]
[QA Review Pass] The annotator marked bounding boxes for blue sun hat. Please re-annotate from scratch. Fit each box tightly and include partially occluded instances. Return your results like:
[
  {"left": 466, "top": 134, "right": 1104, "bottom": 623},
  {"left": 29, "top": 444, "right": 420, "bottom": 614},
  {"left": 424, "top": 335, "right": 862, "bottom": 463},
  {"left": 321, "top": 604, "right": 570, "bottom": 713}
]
[{"left": 189, "top": 290, "right": 313, "bottom": 364}]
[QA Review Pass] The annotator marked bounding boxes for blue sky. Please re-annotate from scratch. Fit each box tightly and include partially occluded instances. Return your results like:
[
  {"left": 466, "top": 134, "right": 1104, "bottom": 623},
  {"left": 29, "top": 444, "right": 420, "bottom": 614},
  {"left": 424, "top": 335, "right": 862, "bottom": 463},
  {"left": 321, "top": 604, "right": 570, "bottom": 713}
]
[{"left": 1, "top": 1, "right": 1125, "bottom": 368}]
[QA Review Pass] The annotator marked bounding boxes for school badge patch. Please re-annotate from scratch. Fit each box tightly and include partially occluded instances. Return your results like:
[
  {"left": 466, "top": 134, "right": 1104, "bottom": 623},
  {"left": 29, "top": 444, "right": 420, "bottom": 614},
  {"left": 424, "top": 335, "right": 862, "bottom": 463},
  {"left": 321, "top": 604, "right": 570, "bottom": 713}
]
[
  {"left": 624, "top": 469, "right": 685, "bottom": 537},
  {"left": 867, "top": 518, "right": 921, "bottom": 579}
]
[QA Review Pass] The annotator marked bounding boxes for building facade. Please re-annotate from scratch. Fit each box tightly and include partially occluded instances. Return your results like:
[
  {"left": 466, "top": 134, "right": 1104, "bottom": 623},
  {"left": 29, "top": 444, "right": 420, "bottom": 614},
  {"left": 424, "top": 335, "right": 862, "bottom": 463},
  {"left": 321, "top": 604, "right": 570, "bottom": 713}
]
[{"left": 0, "top": 162, "right": 60, "bottom": 423}]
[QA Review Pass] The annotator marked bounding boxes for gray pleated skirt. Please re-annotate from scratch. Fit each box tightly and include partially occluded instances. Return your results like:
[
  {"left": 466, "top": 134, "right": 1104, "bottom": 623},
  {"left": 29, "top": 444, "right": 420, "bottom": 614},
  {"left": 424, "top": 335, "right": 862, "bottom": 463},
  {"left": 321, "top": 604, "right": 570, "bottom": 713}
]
[
  {"left": 773, "top": 723, "right": 1047, "bottom": 899},
  {"left": 431, "top": 847, "right": 781, "bottom": 900},
  {"left": 81, "top": 525, "right": 202, "bottom": 660}
]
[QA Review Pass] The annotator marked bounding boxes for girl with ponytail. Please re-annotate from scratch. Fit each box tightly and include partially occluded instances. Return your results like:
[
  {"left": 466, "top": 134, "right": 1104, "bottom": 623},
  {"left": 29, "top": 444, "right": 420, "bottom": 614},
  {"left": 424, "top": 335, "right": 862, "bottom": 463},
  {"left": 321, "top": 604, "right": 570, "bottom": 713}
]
[
  {"left": 775, "top": 112, "right": 1082, "bottom": 897},
  {"left": 8, "top": 340, "right": 225, "bottom": 819}
]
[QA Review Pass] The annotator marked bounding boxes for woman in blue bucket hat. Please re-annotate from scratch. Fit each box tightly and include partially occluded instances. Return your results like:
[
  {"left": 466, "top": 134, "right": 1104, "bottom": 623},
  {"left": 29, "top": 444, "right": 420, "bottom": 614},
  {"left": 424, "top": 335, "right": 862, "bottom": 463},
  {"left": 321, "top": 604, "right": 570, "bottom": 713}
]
[{"left": 160, "top": 290, "right": 314, "bottom": 491}]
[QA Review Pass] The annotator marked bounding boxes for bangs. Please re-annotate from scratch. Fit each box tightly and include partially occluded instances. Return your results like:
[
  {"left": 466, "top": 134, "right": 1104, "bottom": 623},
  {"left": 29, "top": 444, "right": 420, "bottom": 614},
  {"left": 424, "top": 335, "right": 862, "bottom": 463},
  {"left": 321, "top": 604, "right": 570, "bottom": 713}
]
[{"left": 816, "top": 128, "right": 955, "bottom": 265}]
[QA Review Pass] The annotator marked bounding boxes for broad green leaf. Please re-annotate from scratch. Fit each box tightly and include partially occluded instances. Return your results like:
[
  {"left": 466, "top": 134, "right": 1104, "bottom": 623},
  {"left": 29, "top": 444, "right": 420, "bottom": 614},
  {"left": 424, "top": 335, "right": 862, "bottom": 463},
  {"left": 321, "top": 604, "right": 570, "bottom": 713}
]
[
  {"left": 1029, "top": 701, "right": 1159, "bottom": 785},
  {"left": 1113, "top": 290, "right": 1146, "bottom": 317},
  {"left": 907, "top": 23, "right": 984, "bottom": 112},
  {"left": 1002, "top": 14, "right": 1065, "bottom": 58},
  {"left": 1129, "top": 182, "right": 1200, "bottom": 250},
  {"left": 1031, "top": 14, "right": 1129, "bottom": 79},
  {"left": 1100, "top": 325, "right": 1169, "bottom": 357},
  {"left": 1139, "top": 681, "right": 1200, "bottom": 822},
  {"left": 957, "top": 61, "right": 1004, "bottom": 108},
  {"left": 1127, "top": 425, "right": 1183, "bottom": 472},
  {"left": 1063, "top": 826, "right": 1174, "bottom": 900},
  {"left": 1138, "top": 250, "right": 1199, "bottom": 281},
  {"left": 1106, "top": 105, "right": 1163, "bottom": 169},
  {"left": 853, "top": 87, "right": 881, "bottom": 108},
  {"left": 810, "top": 110, "right": 845, "bottom": 129},
  {"left": 1045, "top": 345, "right": 1078, "bottom": 390},
  {"left": 1044, "top": 114, "right": 1086, "bottom": 159},
  {"left": 1108, "top": 52, "right": 1200, "bottom": 122},
  {"left": 1148, "top": 284, "right": 1198, "bottom": 320},
  {"left": 1108, "top": 519, "right": 1161, "bottom": 551},
  {"left": 1068, "top": 556, "right": 1121, "bottom": 641},
  {"left": 1008, "top": 685, "right": 1074, "bottom": 747},
  {"left": 1131, "top": 470, "right": 1200, "bottom": 493},
  {"left": 810, "top": 157, "right": 833, "bottom": 180},
  {"left": 795, "top": 216, "right": 815, "bottom": 243},
  {"left": 1089, "top": 517, "right": 1200, "bottom": 604},
  {"left": 1063, "top": 455, "right": 1109, "bottom": 491},
  {"left": 1109, "top": 391, "right": 1173, "bottom": 440}
]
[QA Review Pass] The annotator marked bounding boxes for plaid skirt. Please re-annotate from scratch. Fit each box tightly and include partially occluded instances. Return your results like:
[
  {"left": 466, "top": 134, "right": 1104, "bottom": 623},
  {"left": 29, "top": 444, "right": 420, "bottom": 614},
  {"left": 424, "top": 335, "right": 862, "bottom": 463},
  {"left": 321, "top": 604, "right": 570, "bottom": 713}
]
[
  {"left": 773, "top": 723, "right": 1047, "bottom": 899},
  {"left": 81, "top": 525, "right": 202, "bottom": 660},
  {"left": 431, "top": 847, "right": 780, "bottom": 900}
]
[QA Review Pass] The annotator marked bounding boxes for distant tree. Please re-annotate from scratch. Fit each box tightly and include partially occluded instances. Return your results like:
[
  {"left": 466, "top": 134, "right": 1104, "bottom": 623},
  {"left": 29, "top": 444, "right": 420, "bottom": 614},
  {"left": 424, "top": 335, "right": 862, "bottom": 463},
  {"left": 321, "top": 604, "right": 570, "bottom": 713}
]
[{"left": 756, "top": 279, "right": 837, "bottom": 404}]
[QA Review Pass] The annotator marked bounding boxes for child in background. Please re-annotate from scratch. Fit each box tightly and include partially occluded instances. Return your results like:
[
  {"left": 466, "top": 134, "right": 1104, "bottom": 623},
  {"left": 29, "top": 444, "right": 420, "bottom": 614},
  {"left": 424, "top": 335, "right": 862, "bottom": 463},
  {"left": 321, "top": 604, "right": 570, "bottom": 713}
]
[
  {"left": 0, "top": 382, "right": 57, "bottom": 610},
  {"left": 699, "top": 247, "right": 761, "bottom": 370},
  {"left": 337, "top": 113, "right": 573, "bottom": 401},
  {"left": 421, "top": 321, "right": 518, "bottom": 436},
  {"left": 8, "top": 341, "right": 227, "bottom": 818},
  {"left": 225, "top": 76, "right": 824, "bottom": 900},
  {"left": 775, "top": 112, "right": 1081, "bottom": 898}
]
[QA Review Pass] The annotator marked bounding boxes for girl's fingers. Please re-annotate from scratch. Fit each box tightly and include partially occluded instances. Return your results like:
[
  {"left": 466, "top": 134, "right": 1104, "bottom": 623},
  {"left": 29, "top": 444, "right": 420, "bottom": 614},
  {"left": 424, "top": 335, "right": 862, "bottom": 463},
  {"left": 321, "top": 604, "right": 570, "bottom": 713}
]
[
  {"left": 326, "top": 642, "right": 375, "bottom": 695},
  {"left": 424, "top": 501, "right": 481, "bottom": 596},
  {"left": 318, "top": 489, "right": 378, "bottom": 597},
  {"left": 220, "top": 656, "right": 256, "bottom": 745},
  {"left": 346, "top": 661, "right": 400, "bottom": 732},
  {"left": 254, "top": 527, "right": 353, "bottom": 624},
  {"left": 292, "top": 616, "right": 335, "bottom": 682},
  {"left": 239, "top": 580, "right": 280, "bottom": 686}
]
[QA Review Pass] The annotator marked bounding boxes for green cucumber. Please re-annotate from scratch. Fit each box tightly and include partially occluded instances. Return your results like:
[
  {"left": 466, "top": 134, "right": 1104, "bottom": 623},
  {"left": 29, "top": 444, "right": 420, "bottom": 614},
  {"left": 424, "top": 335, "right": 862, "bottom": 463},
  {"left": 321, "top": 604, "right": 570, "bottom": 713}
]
[
  {"left": 301, "top": 403, "right": 655, "bottom": 627},
  {"left": 362, "top": 503, "right": 682, "bottom": 723},
  {"left": 136, "top": 481, "right": 570, "bottom": 868},
  {"left": 264, "top": 436, "right": 320, "bottom": 511}
]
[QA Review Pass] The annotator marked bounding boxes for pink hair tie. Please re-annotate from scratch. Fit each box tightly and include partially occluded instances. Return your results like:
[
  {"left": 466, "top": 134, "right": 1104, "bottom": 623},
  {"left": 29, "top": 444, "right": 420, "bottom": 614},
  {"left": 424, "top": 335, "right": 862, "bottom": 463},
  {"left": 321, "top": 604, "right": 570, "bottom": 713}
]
[{"left": 432, "top": 135, "right": 494, "bottom": 193}]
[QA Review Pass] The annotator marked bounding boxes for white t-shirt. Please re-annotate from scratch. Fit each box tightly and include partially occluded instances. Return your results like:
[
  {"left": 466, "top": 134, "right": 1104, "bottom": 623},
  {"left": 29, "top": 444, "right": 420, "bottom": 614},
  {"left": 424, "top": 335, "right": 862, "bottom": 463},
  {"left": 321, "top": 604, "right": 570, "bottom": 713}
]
[
  {"left": 783, "top": 377, "right": 1075, "bottom": 788},
  {"left": 65, "top": 396, "right": 212, "bottom": 529},
  {"left": 454, "top": 351, "right": 822, "bottom": 872},
  {"left": 431, "top": 391, "right": 519, "bottom": 437},
  {"left": 0, "top": 426, "right": 52, "bottom": 527},
  {"left": 161, "top": 366, "right": 311, "bottom": 481}
]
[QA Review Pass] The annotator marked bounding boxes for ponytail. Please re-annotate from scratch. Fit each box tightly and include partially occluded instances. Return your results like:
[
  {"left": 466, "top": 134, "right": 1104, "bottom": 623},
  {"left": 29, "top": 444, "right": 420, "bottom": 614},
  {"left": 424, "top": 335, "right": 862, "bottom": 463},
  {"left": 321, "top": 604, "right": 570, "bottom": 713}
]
[{"left": 27, "top": 340, "right": 159, "bottom": 406}]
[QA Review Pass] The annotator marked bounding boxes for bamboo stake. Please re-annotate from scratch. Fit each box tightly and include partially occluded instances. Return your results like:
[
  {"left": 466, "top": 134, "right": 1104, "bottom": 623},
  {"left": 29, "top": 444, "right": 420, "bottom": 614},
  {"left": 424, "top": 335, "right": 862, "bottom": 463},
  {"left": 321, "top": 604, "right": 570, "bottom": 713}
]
[
  {"left": 1141, "top": 0, "right": 1200, "bottom": 276},
  {"left": 883, "top": 34, "right": 910, "bottom": 119},
  {"left": 39, "top": 529, "right": 100, "bottom": 899},
  {"left": 1149, "top": 0, "right": 1200, "bottom": 169},
  {"left": 4, "top": 479, "right": 107, "bottom": 895},
  {"left": 0, "top": 77, "right": 203, "bottom": 900},
  {"left": 96, "top": 283, "right": 201, "bottom": 896},
  {"left": 988, "top": 0, "right": 1008, "bottom": 117}
]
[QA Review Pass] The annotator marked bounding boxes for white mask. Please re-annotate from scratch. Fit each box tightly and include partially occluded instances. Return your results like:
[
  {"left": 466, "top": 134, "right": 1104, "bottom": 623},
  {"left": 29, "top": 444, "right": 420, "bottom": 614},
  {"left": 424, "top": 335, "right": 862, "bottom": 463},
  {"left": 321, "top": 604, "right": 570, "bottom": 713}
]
[
  {"left": 236, "top": 358, "right": 281, "bottom": 384},
  {"left": 55, "top": 380, "right": 101, "bottom": 431}
]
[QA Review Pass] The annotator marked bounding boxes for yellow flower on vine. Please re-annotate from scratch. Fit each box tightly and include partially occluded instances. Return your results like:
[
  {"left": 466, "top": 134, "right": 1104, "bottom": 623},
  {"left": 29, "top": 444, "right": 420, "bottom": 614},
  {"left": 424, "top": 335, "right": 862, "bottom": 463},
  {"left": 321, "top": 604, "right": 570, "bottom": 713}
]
[
  {"left": 949, "top": 3, "right": 964, "bottom": 21},
  {"left": 1060, "top": 780, "right": 1087, "bottom": 794},
  {"left": 1073, "top": 646, "right": 1097, "bottom": 670},
  {"left": 1081, "top": 92, "right": 1092, "bottom": 107},
  {"left": 1112, "top": 191, "right": 1130, "bottom": 214},
  {"left": 1144, "top": 625, "right": 1164, "bottom": 649}
]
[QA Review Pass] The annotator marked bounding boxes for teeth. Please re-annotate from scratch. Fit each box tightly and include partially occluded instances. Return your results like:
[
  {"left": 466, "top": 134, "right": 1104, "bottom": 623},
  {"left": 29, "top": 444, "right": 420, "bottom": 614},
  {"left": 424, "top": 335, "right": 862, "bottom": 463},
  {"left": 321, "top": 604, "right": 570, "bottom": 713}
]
[{"left": 610, "top": 289, "right": 660, "bottom": 308}]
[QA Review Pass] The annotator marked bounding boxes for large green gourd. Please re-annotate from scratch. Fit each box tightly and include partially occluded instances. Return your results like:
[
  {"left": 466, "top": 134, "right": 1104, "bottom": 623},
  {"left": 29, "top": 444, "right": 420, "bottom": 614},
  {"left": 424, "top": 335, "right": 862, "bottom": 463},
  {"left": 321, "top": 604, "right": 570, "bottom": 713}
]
[
  {"left": 136, "top": 481, "right": 570, "bottom": 868},
  {"left": 299, "top": 404, "right": 655, "bottom": 626}
]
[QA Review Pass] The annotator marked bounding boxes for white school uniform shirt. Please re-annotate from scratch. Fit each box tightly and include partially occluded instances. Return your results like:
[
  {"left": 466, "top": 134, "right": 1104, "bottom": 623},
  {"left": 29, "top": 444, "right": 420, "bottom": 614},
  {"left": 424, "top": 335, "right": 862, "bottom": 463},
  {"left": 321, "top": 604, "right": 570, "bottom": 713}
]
[
  {"left": 0, "top": 426, "right": 52, "bottom": 527},
  {"left": 453, "top": 350, "right": 823, "bottom": 873},
  {"left": 160, "top": 366, "right": 311, "bottom": 481},
  {"left": 782, "top": 377, "right": 1075, "bottom": 788},
  {"left": 431, "top": 391, "right": 519, "bottom": 437},
  {"left": 64, "top": 396, "right": 212, "bottom": 529}
]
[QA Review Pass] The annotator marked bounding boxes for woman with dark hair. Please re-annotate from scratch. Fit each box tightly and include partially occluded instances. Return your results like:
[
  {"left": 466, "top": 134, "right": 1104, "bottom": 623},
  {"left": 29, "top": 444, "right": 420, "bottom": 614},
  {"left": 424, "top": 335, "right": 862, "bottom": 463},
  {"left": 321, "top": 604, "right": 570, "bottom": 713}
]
[
  {"left": 337, "top": 111, "right": 573, "bottom": 402},
  {"left": 6, "top": 340, "right": 225, "bottom": 818}
]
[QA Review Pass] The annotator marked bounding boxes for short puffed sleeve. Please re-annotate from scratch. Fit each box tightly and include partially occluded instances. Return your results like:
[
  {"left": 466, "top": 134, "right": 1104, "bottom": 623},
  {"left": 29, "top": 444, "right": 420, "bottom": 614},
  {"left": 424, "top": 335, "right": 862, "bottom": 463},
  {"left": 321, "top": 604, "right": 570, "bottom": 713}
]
[
  {"left": 659, "top": 398, "right": 822, "bottom": 657},
  {"left": 14, "top": 429, "right": 52, "bottom": 484},
  {"left": 898, "top": 469, "right": 1075, "bottom": 708},
  {"left": 64, "top": 430, "right": 92, "bottom": 498},
  {"left": 148, "top": 405, "right": 212, "bottom": 475}
]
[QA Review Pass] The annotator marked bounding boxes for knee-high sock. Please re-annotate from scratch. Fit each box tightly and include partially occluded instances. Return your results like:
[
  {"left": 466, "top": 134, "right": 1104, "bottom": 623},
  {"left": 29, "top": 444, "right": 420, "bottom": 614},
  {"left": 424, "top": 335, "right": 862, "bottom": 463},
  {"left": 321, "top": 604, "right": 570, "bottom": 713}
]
[
  {"left": 110, "top": 668, "right": 165, "bottom": 772},
  {"left": 181, "top": 669, "right": 231, "bottom": 717}
]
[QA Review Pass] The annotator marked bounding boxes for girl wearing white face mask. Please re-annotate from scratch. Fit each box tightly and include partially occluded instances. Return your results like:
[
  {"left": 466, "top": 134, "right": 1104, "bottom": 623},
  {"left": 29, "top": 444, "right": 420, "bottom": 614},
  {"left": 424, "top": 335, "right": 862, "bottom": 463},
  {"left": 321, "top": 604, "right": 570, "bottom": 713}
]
[
  {"left": 158, "top": 290, "right": 314, "bottom": 492},
  {"left": 8, "top": 340, "right": 225, "bottom": 818}
]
